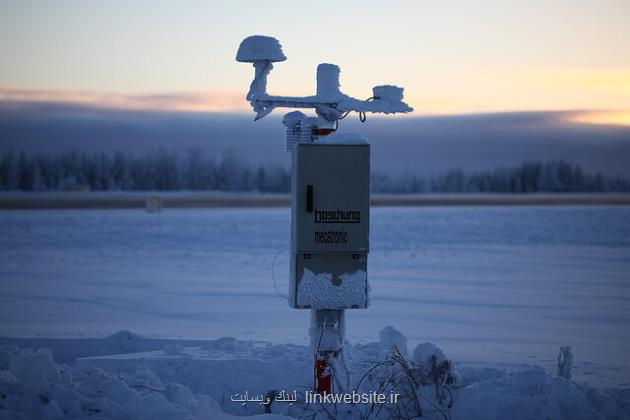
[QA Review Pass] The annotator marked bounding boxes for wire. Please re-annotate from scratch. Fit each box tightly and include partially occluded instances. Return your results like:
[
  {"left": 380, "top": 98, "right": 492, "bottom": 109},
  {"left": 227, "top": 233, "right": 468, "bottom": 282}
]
[
  {"left": 358, "top": 96, "right": 375, "bottom": 123},
  {"left": 339, "top": 96, "right": 374, "bottom": 123},
  {"left": 315, "top": 313, "right": 328, "bottom": 353},
  {"left": 338, "top": 96, "right": 375, "bottom": 124},
  {"left": 338, "top": 110, "right": 351, "bottom": 120},
  {"left": 271, "top": 248, "right": 289, "bottom": 299}
]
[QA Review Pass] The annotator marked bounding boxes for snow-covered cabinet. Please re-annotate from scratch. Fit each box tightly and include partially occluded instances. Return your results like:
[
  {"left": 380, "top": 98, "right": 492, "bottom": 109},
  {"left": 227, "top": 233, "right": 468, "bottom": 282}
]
[{"left": 289, "top": 138, "right": 370, "bottom": 309}]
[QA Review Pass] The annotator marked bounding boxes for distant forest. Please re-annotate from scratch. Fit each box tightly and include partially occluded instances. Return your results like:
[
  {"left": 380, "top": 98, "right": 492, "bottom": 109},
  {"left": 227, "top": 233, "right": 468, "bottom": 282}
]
[{"left": 1, "top": 149, "right": 629, "bottom": 193}]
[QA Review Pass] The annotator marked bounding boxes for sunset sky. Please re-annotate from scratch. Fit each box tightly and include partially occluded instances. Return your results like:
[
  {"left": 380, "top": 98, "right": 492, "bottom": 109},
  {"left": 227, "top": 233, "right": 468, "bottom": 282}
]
[{"left": 1, "top": 0, "right": 629, "bottom": 124}]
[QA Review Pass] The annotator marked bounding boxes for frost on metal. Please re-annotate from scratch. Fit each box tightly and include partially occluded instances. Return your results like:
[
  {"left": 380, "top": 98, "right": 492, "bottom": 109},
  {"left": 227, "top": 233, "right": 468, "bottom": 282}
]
[
  {"left": 296, "top": 268, "right": 367, "bottom": 309},
  {"left": 236, "top": 35, "right": 287, "bottom": 118},
  {"left": 236, "top": 35, "right": 413, "bottom": 121},
  {"left": 235, "top": 35, "right": 286, "bottom": 63}
]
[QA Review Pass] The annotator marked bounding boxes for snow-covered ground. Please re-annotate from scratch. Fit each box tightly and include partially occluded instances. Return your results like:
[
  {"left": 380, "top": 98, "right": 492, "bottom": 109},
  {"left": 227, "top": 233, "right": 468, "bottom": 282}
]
[
  {"left": 2, "top": 331, "right": 630, "bottom": 419},
  {"left": 1, "top": 206, "right": 630, "bottom": 418}
]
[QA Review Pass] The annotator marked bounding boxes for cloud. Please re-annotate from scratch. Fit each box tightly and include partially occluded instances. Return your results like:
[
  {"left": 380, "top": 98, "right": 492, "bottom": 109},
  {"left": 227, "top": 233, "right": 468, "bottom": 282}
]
[
  {"left": 407, "top": 68, "right": 630, "bottom": 116},
  {"left": 515, "top": 68, "right": 630, "bottom": 96},
  {"left": 0, "top": 87, "right": 249, "bottom": 113},
  {"left": 1, "top": 98, "right": 630, "bottom": 178}
]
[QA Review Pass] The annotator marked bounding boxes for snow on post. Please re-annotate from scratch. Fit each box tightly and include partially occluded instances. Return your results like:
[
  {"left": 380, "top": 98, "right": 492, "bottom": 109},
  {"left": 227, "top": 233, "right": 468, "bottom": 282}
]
[
  {"left": 315, "top": 132, "right": 368, "bottom": 145},
  {"left": 297, "top": 269, "right": 367, "bottom": 309},
  {"left": 379, "top": 326, "right": 408, "bottom": 355},
  {"left": 316, "top": 63, "right": 342, "bottom": 101},
  {"left": 557, "top": 345, "right": 573, "bottom": 380}
]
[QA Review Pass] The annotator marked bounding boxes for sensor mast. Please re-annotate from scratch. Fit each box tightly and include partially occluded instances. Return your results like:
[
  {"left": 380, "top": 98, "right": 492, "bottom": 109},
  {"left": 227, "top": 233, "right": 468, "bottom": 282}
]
[{"left": 236, "top": 35, "right": 412, "bottom": 396}]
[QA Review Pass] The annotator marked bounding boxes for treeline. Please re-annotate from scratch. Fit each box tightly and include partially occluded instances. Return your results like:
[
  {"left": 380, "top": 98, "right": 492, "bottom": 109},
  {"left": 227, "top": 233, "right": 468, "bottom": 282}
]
[
  {"left": 0, "top": 149, "right": 628, "bottom": 193},
  {"left": 373, "top": 161, "right": 630, "bottom": 193},
  {"left": 0, "top": 149, "right": 289, "bottom": 192}
]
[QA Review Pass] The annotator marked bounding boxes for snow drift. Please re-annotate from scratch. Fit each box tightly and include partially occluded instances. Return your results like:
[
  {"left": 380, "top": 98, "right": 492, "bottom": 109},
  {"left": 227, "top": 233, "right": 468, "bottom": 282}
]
[{"left": 2, "top": 328, "right": 629, "bottom": 419}]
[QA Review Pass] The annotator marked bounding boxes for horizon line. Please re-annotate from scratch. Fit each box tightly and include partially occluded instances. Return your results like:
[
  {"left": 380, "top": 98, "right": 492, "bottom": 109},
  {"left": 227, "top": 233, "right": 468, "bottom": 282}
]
[{"left": 1, "top": 87, "right": 630, "bottom": 127}]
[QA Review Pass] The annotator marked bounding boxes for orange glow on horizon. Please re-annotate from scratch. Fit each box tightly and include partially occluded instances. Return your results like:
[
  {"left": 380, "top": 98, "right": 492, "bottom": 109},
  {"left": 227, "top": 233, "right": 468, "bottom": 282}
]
[
  {"left": 0, "top": 88, "right": 250, "bottom": 113},
  {"left": 569, "top": 111, "right": 630, "bottom": 127},
  {"left": 3, "top": 88, "right": 630, "bottom": 128}
]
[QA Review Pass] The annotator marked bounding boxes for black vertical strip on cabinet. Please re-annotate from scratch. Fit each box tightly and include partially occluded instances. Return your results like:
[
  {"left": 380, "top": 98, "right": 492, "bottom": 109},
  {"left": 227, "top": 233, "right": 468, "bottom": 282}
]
[{"left": 306, "top": 184, "right": 313, "bottom": 213}]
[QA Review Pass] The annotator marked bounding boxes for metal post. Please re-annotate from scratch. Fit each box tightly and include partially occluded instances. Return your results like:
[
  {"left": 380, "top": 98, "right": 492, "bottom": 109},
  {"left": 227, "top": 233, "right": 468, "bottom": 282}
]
[{"left": 310, "top": 309, "right": 345, "bottom": 394}]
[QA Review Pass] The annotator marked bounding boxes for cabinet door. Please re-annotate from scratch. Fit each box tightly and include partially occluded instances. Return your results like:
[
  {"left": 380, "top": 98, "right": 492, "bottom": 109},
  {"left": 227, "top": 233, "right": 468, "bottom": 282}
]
[{"left": 292, "top": 144, "right": 370, "bottom": 254}]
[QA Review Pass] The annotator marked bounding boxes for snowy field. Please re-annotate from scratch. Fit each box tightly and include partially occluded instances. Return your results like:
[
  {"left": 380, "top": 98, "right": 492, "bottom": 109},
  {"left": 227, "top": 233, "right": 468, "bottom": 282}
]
[{"left": 1, "top": 205, "right": 630, "bottom": 418}]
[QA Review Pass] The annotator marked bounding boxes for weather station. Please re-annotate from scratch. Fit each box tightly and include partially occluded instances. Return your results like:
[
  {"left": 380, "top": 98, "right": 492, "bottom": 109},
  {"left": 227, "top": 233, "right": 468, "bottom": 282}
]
[{"left": 236, "top": 35, "right": 413, "bottom": 395}]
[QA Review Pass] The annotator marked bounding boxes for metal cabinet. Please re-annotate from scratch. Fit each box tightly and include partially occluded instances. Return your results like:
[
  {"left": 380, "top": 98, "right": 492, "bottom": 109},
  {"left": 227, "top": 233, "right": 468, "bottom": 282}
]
[{"left": 289, "top": 143, "right": 370, "bottom": 309}]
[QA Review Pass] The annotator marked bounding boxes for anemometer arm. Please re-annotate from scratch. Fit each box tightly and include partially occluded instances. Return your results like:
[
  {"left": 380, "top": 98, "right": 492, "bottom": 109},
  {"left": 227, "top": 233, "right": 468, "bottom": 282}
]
[{"left": 236, "top": 35, "right": 413, "bottom": 122}]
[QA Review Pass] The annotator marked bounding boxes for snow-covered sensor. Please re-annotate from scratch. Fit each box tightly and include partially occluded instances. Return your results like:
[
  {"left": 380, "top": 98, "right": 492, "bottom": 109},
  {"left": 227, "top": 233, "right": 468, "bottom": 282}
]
[{"left": 236, "top": 35, "right": 413, "bottom": 122}]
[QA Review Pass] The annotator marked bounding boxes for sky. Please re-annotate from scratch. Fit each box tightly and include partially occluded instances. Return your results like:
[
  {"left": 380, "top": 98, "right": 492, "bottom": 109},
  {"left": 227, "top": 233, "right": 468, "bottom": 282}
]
[
  {"left": 0, "top": 0, "right": 629, "bottom": 177},
  {"left": 1, "top": 0, "right": 629, "bottom": 120}
]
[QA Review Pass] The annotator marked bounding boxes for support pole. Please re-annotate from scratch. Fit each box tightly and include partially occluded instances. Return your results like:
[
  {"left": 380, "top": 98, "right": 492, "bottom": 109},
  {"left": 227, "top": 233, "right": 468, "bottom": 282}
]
[
  {"left": 315, "top": 354, "right": 333, "bottom": 394},
  {"left": 310, "top": 309, "right": 345, "bottom": 394}
]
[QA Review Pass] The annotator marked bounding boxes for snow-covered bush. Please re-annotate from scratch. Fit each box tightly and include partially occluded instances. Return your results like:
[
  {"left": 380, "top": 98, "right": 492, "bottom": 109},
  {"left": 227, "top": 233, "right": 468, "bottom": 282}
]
[
  {"left": 346, "top": 333, "right": 456, "bottom": 419},
  {"left": 411, "top": 342, "right": 456, "bottom": 388}
]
